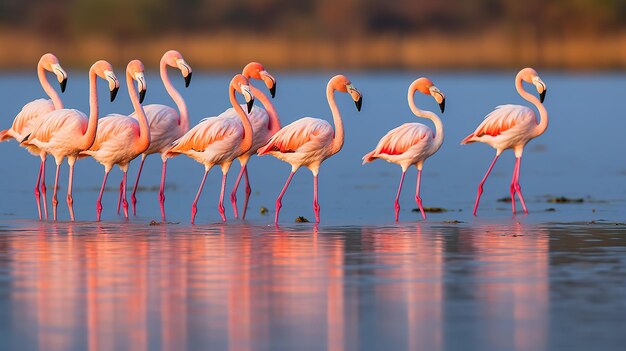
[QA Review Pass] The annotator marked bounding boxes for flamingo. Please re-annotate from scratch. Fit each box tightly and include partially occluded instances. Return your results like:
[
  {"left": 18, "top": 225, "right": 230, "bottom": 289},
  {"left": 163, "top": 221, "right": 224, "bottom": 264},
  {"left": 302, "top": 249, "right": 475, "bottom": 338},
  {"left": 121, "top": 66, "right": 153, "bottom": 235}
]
[
  {"left": 461, "top": 67, "right": 548, "bottom": 216},
  {"left": 129, "top": 50, "right": 192, "bottom": 220},
  {"left": 362, "top": 77, "right": 445, "bottom": 221},
  {"left": 79, "top": 60, "right": 149, "bottom": 221},
  {"left": 22, "top": 60, "right": 120, "bottom": 221},
  {"left": 0, "top": 53, "right": 68, "bottom": 220},
  {"left": 257, "top": 74, "right": 362, "bottom": 224},
  {"left": 221, "top": 61, "right": 279, "bottom": 219},
  {"left": 165, "top": 74, "right": 255, "bottom": 224}
]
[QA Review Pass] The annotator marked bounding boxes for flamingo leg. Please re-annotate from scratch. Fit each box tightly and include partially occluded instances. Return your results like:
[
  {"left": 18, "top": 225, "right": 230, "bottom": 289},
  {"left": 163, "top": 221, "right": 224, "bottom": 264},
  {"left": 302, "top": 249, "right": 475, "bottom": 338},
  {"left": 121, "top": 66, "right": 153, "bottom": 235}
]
[
  {"left": 191, "top": 171, "right": 208, "bottom": 225},
  {"left": 96, "top": 171, "right": 110, "bottom": 222},
  {"left": 230, "top": 165, "right": 246, "bottom": 219},
  {"left": 159, "top": 159, "right": 167, "bottom": 221},
  {"left": 218, "top": 173, "right": 228, "bottom": 222},
  {"left": 41, "top": 158, "right": 48, "bottom": 220},
  {"left": 130, "top": 157, "right": 145, "bottom": 216},
  {"left": 242, "top": 167, "right": 252, "bottom": 220},
  {"left": 415, "top": 169, "right": 426, "bottom": 220},
  {"left": 313, "top": 174, "right": 320, "bottom": 223},
  {"left": 473, "top": 154, "right": 499, "bottom": 216},
  {"left": 275, "top": 172, "right": 295, "bottom": 224},
  {"left": 51, "top": 164, "right": 60, "bottom": 221},
  {"left": 509, "top": 158, "right": 519, "bottom": 214},
  {"left": 116, "top": 178, "right": 124, "bottom": 214},
  {"left": 66, "top": 159, "right": 75, "bottom": 221},
  {"left": 513, "top": 157, "right": 528, "bottom": 214},
  {"left": 34, "top": 158, "right": 44, "bottom": 220},
  {"left": 394, "top": 171, "right": 406, "bottom": 222},
  {"left": 121, "top": 171, "right": 129, "bottom": 219}
]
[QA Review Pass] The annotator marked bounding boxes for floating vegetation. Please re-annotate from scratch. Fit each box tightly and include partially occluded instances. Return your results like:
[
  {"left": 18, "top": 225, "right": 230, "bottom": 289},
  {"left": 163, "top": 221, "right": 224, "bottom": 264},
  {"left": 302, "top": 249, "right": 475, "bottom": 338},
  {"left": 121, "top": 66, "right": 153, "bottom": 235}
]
[
  {"left": 260, "top": 206, "right": 269, "bottom": 215},
  {"left": 497, "top": 196, "right": 512, "bottom": 202},
  {"left": 295, "top": 216, "right": 310, "bottom": 223},
  {"left": 412, "top": 207, "right": 447, "bottom": 213},
  {"left": 149, "top": 220, "right": 180, "bottom": 225},
  {"left": 545, "top": 208, "right": 556, "bottom": 212},
  {"left": 444, "top": 220, "right": 464, "bottom": 224},
  {"left": 548, "top": 196, "right": 584, "bottom": 203}
]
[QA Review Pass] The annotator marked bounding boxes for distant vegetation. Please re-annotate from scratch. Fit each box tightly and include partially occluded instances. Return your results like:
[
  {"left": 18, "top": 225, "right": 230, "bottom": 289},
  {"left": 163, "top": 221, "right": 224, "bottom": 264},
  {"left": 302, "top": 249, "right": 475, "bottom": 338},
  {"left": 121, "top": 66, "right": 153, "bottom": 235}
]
[{"left": 0, "top": 0, "right": 624, "bottom": 69}]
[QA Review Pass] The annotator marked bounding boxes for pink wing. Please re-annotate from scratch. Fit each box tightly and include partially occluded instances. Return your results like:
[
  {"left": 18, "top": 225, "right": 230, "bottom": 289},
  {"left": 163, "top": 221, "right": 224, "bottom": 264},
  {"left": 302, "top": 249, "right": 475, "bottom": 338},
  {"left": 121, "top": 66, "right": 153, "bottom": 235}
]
[
  {"left": 1, "top": 99, "right": 54, "bottom": 141},
  {"left": 257, "top": 117, "right": 333, "bottom": 155},
  {"left": 461, "top": 104, "right": 536, "bottom": 144},
  {"left": 27, "top": 108, "right": 86, "bottom": 143},
  {"left": 87, "top": 115, "right": 138, "bottom": 152},
  {"left": 363, "top": 123, "right": 433, "bottom": 163},
  {"left": 167, "top": 117, "right": 241, "bottom": 155}
]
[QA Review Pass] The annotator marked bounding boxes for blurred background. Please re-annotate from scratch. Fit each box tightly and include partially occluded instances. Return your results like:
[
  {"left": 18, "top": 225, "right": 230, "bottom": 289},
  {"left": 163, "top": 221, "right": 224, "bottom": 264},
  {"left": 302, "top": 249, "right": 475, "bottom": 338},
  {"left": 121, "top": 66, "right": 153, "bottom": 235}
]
[{"left": 1, "top": 0, "right": 625, "bottom": 70}]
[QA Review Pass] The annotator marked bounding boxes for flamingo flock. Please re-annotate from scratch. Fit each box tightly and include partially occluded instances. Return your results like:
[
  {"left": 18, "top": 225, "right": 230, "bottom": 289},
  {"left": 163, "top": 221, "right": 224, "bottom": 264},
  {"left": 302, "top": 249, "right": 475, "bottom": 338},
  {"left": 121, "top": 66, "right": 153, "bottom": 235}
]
[{"left": 0, "top": 51, "right": 549, "bottom": 224}]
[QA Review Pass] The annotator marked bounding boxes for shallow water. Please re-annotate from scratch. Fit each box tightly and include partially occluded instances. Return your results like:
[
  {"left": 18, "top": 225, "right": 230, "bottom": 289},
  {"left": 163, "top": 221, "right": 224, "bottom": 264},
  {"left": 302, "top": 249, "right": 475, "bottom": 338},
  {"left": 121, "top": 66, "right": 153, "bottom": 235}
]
[{"left": 1, "top": 71, "right": 626, "bottom": 350}]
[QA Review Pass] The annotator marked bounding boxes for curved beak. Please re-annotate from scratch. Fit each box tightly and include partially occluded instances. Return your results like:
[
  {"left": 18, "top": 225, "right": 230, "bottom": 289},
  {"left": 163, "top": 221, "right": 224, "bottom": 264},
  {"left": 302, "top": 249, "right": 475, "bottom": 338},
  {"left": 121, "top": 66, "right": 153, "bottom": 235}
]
[
  {"left": 110, "top": 86, "right": 119, "bottom": 102},
  {"left": 247, "top": 99, "right": 254, "bottom": 113},
  {"left": 51, "top": 64, "right": 68, "bottom": 93},
  {"left": 260, "top": 71, "right": 276, "bottom": 98},
  {"left": 269, "top": 83, "right": 276, "bottom": 98},
  {"left": 347, "top": 84, "right": 362, "bottom": 112},
  {"left": 241, "top": 84, "right": 255, "bottom": 113},
  {"left": 184, "top": 72, "right": 192, "bottom": 88},
  {"left": 177, "top": 59, "right": 192, "bottom": 88},
  {"left": 105, "top": 70, "right": 119, "bottom": 102},
  {"left": 139, "top": 89, "right": 146, "bottom": 104},
  {"left": 60, "top": 78, "right": 67, "bottom": 93},
  {"left": 540, "top": 90, "right": 546, "bottom": 103},
  {"left": 355, "top": 96, "right": 362, "bottom": 112},
  {"left": 135, "top": 72, "right": 147, "bottom": 104},
  {"left": 439, "top": 99, "right": 446, "bottom": 113}
]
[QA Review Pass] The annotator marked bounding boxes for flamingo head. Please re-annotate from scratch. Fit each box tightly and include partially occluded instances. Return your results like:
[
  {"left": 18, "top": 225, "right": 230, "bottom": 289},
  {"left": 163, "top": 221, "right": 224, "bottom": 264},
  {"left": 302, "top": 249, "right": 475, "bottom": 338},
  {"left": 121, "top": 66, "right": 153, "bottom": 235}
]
[
  {"left": 520, "top": 67, "right": 547, "bottom": 103},
  {"left": 127, "top": 60, "right": 147, "bottom": 104},
  {"left": 330, "top": 75, "right": 363, "bottom": 112},
  {"left": 243, "top": 62, "right": 277, "bottom": 98},
  {"left": 40, "top": 53, "right": 68, "bottom": 93},
  {"left": 413, "top": 77, "right": 446, "bottom": 113},
  {"left": 163, "top": 50, "right": 192, "bottom": 87},
  {"left": 92, "top": 60, "right": 119, "bottom": 102},
  {"left": 231, "top": 74, "right": 255, "bottom": 113}
]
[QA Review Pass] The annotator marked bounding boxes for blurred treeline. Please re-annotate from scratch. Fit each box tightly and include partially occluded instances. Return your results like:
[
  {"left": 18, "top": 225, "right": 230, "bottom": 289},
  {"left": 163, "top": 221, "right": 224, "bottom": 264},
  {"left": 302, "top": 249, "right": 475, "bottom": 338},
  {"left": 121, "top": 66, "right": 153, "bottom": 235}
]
[{"left": 0, "top": 0, "right": 625, "bottom": 69}]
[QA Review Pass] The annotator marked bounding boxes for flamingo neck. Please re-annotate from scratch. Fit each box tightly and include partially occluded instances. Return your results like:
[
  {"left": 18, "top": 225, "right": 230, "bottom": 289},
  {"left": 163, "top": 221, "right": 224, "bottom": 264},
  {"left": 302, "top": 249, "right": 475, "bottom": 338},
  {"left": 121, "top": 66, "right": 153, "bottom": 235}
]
[
  {"left": 328, "top": 85, "right": 344, "bottom": 155},
  {"left": 250, "top": 85, "right": 281, "bottom": 134},
  {"left": 161, "top": 59, "right": 189, "bottom": 132},
  {"left": 80, "top": 68, "right": 99, "bottom": 150},
  {"left": 231, "top": 87, "right": 252, "bottom": 154},
  {"left": 408, "top": 89, "right": 444, "bottom": 151},
  {"left": 515, "top": 73, "right": 548, "bottom": 138},
  {"left": 37, "top": 63, "right": 63, "bottom": 109},
  {"left": 128, "top": 72, "right": 151, "bottom": 155}
]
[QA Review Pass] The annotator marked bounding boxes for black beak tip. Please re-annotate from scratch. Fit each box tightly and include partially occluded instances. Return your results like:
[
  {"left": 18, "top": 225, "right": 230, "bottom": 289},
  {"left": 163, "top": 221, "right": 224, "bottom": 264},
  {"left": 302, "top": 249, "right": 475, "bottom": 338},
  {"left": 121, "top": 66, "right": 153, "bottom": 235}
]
[
  {"left": 246, "top": 99, "right": 254, "bottom": 113},
  {"left": 439, "top": 99, "right": 446, "bottom": 113},
  {"left": 110, "top": 87, "right": 119, "bottom": 102},
  {"left": 270, "top": 84, "right": 276, "bottom": 98},
  {"left": 184, "top": 72, "right": 192, "bottom": 88},
  {"left": 60, "top": 78, "right": 67, "bottom": 93},
  {"left": 540, "top": 90, "right": 546, "bottom": 103},
  {"left": 355, "top": 96, "right": 363, "bottom": 112},
  {"left": 139, "top": 89, "right": 146, "bottom": 104}
]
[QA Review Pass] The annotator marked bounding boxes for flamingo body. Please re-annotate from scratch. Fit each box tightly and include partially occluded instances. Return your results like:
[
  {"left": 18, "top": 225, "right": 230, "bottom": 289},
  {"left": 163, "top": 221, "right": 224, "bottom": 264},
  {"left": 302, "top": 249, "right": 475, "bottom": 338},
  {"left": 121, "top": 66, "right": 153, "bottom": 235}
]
[
  {"left": 27, "top": 108, "right": 89, "bottom": 163},
  {"left": 1, "top": 99, "right": 55, "bottom": 150},
  {"left": 363, "top": 123, "right": 437, "bottom": 170}
]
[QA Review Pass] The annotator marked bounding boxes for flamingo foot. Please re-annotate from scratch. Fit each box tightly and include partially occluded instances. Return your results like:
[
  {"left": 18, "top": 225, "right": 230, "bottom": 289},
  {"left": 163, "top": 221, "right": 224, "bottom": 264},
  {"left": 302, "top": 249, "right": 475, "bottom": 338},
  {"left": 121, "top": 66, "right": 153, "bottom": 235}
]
[
  {"left": 96, "top": 201, "right": 103, "bottom": 222},
  {"left": 415, "top": 196, "right": 426, "bottom": 220},
  {"left": 230, "top": 192, "right": 239, "bottom": 219},
  {"left": 242, "top": 183, "right": 251, "bottom": 220},
  {"left": 67, "top": 194, "right": 75, "bottom": 221}
]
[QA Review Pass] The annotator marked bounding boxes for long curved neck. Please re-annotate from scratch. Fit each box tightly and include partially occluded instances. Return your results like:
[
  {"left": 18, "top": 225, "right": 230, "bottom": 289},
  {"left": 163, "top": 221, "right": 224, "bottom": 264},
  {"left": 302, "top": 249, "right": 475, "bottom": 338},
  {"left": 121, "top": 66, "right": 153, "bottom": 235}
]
[
  {"left": 161, "top": 61, "right": 189, "bottom": 131},
  {"left": 250, "top": 85, "right": 281, "bottom": 134},
  {"left": 408, "top": 89, "right": 443, "bottom": 151},
  {"left": 328, "top": 85, "right": 344, "bottom": 155},
  {"left": 129, "top": 74, "right": 151, "bottom": 154},
  {"left": 515, "top": 73, "right": 548, "bottom": 138},
  {"left": 231, "top": 87, "right": 253, "bottom": 154},
  {"left": 37, "top": 63, "right": 63, "bottom": 109},
  {"left": 79, "top": 68, "right": 100, "bottom": 150}
]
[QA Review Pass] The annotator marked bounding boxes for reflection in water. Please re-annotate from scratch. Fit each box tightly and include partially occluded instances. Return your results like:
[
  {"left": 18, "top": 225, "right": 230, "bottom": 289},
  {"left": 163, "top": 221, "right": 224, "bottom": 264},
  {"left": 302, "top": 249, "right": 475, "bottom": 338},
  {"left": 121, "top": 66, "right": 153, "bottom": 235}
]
[{"left": 1, "top": 221, "right": 625, "bottom": 350}]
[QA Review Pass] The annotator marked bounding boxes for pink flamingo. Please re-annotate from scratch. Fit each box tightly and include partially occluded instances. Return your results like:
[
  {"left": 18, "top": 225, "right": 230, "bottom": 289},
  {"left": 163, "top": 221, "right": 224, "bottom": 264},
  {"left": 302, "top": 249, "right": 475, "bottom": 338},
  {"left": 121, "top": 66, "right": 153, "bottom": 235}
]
[
  {"left": 129, "top": 50, "right": 192, "bottom": 220},
  {"left": 362, "top": 77, "right": 445, "bottom": 221},
  {"left": 0, "top": 53, "right": 67, "bottom": 220},
  {"left": 22, "top": 60, "right": 120, "bottom": 221},
  {"left": 257, "top": 74, "right": 362, "bottom": 224},
  {"left": 79, "top": 60, "right": 149, "bottom": 221},
  {"left": 222, "top": 62, "right": 279, "bottom": 219},
  {"left": 461, "top": 67, "right": 548, "bottom": 215},
  {"left": 165, "top": 74, "right": 255, "bottom": 224}
]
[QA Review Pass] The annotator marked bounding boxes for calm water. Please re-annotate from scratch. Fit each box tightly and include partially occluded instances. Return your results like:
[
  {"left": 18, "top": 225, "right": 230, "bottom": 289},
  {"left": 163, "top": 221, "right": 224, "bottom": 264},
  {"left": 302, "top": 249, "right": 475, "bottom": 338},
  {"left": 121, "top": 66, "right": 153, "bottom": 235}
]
[{"left": 1, "top": 71, "right": 625, "bottom": 350}]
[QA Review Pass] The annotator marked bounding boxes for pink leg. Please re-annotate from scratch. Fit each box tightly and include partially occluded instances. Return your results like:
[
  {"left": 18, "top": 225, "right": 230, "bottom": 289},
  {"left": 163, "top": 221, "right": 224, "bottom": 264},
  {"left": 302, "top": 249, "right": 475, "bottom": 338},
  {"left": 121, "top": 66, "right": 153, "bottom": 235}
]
[
  {"left": 473, "top": 154, "right": 499, "bottom": 216},
  {"left": 96, "top": 171, "right": 109, "bottom": 222},
  {"left": 41, "top": 160, "right": 48, "bottom": 220},
  {"left": 121, "top": 171, "right": 129, "bottom": 219},
  {"left": 51, "top": 164, "right": 60, "bottom": 221},
  {"left": 275, "top": 172, "right": 295, "bottom": 225},
  {"left": 313, "top": 174, "right": 320, "bottom": 223},
  {"left": 513, "top": 157, "right": 528, "bottom": 214},
  {"left": 191, "top": 171, "right": 208, "bottom": 225},
  {"left": 34, "top": 159, "right": 44, "bottom": 220},
  {"left": 242, "top": 167, "right": 252, "bottom": 220},
  {"left": 415, "top": 169, "right": 426, "bottom": 220},
  {"left": 159, "top": 159, "right": 167, "bottom": 221},
  {"left": 131, "top": 157, "right": 145, "bottom": 216},
  {"left": 67, "top": 161, "right": 75, "bottom": 221},
  {"left": 218, "top": 173, "right": 228, "bottom": 222},
  {"left": 116, "top": 179, "right": 124, "bottom": 214},
  {"left": 230, "top": 165, "right": 245, "bottom": 219},
  {"left": 509, "top": 158, "right": 519, "bottom": 214},
  {"left": 394, "top": 171, "right": 406, "bottom": 222}
]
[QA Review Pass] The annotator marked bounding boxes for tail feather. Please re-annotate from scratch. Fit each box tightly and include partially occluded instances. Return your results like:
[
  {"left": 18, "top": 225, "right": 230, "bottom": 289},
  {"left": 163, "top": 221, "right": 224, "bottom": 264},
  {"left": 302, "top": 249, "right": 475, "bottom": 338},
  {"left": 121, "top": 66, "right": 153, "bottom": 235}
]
[
  {"left": 0, "top": 129, "right": 12, "bottom": 142},
  {"left": 460, "top": 133, "right": 476, "bottom": 145},
  {"left": 362, "top": 150, "right": 377, "bottom": 165}
]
